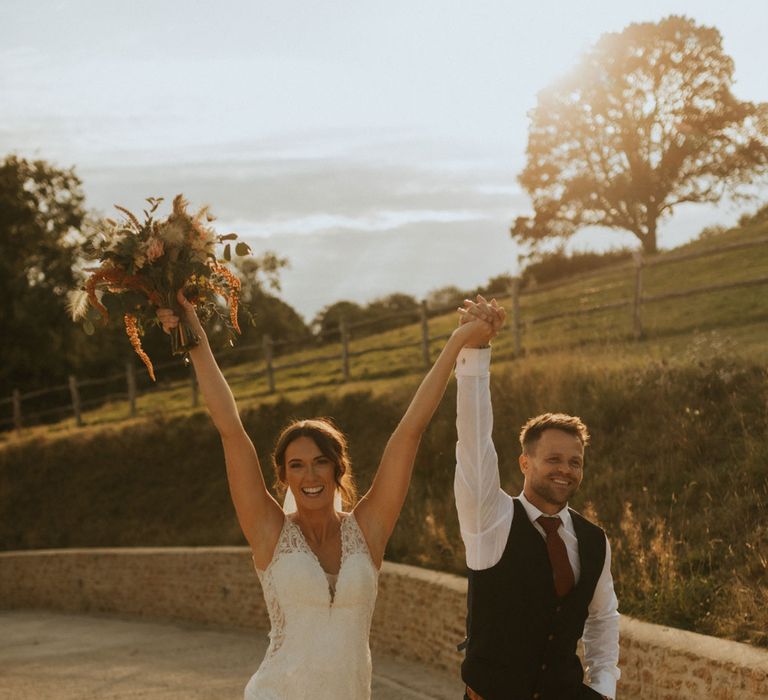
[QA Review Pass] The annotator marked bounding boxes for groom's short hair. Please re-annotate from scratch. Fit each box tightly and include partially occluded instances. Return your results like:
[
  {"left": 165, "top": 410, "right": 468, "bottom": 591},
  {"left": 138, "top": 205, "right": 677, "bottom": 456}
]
[{"left": 519, "top": 413, "right": 590, "bottom": 454}]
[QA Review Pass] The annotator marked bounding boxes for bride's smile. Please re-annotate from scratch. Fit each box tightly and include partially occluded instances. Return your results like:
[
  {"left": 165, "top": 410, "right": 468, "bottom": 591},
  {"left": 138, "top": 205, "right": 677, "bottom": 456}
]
[{"left": 284, "top": 436, "right": 338, "bottom": 509}]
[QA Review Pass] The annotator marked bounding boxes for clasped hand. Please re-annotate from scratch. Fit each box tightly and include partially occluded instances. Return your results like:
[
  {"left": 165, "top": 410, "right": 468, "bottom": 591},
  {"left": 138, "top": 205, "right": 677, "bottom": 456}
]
[{"left": 456, "top": 295, "right": 506, "bottom": 348}]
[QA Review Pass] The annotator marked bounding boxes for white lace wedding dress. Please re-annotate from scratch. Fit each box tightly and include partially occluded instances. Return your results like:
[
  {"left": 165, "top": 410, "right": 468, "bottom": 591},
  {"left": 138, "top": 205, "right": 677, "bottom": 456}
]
[{"left": 245, "top": 512, "right": 379, "bottom": 700}]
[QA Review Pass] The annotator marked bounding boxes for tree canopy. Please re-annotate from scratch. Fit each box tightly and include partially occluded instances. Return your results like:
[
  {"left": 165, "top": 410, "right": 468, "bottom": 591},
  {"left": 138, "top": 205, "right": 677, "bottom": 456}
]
[
  {"left": 0, "top": 156, "right": 308, "bottom": 396},
  {"left": 311, "top": 293, "right": 421, "bottom": 339},
  {"left": 311, "top": 300, "right": 367, "bottom": 338},
  {"left": 513, "top": 15, "right": 768, "bottom": 254},
  {"left": 0, "top": 155, "right": 88, "bottom": 393}
]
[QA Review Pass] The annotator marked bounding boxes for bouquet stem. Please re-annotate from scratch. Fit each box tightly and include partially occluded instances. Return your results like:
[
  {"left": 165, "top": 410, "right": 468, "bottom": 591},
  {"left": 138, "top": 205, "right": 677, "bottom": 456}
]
[{"left": 168, "top": 293, "right": 200, "bottom": 356}]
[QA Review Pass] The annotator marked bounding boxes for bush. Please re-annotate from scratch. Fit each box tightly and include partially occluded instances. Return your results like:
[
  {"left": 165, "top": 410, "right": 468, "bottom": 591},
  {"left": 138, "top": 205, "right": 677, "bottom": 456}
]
[
  {"left": 737, "top": 202, "right": 768, "bottom": 228},
  {"left": 520, "top": 248, "right": 633, "bottom": 289},
  {"left": 696, "top": 224, "right": 728, "bottom": 241}
]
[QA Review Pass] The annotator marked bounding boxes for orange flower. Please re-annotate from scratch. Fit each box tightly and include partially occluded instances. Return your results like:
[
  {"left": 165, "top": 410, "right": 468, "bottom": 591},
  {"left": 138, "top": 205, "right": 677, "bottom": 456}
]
[
  {"left": 212, "top": 263, "right": 242, "bottom": 334},
  {"left": 124, "top": 314, "right": 156, "bottom": 382},
  {"left": 85, "top": 266, "right": 163, "bottom": 322},
  {"left": 85, "top": 267, "right": 124, "bottom": 322}
]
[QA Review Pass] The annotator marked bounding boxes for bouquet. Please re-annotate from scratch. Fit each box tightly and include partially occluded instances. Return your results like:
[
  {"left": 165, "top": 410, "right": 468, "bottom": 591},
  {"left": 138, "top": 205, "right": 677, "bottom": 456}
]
[{"left": 70, "top": 195, "right": 250, "bottom": 381}]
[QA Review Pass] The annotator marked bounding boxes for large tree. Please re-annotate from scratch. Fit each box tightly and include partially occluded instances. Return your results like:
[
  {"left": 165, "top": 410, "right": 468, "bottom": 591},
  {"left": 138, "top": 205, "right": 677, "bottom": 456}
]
[
  {"left": 512, "top": 15, "right": 768, "bottom": 254},
  {"left": 0, "top": 155, "right": 88, "bottom": 394}
]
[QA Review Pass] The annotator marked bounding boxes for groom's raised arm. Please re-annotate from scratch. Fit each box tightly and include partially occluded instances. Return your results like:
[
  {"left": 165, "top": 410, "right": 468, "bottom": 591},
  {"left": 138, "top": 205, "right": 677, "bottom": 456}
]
[{"left": 454, "top": 346, "right": 514, "bottom": 571}]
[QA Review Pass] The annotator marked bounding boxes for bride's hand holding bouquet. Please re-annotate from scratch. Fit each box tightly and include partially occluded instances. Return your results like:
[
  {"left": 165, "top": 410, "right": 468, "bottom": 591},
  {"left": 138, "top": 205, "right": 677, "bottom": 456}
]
[
  {"left": 156, "top": 290, "right": 205, "bottom": 343},
  {"left": 70, "top": 195, "right": 250, "bottom": 381}
]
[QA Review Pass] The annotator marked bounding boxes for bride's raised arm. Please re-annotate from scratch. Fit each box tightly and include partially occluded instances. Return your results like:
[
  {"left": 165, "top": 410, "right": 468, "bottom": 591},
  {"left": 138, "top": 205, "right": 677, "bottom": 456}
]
[
  {"left": 353, "top": 316, "right": 499, "bottom": 567},
  {"left": 157, "top": 291, "right": 284, "bottom": 567}
]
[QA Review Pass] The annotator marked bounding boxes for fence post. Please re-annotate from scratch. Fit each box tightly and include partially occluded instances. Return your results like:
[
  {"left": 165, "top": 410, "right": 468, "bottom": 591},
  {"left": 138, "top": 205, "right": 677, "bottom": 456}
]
[
  {"left": 339, "top": 318, "right": 350, "bottom": 382},
  {"left": 420, "top": 300, "right": 430, "bottom": 368},
  {"left": 126, "top": 361, "right": 137, "bottom": 417},
  {"left": 263, "top": 334, "right": 275, "bottom": 393},
  {"left": 632, "top": 250, "right": 644, "bottom": 340},
  {"left": 68, "top": 374, "right": 83, "bottom": 427},
  {"left": 12, "top": 389, "right": 22, "bottom": 432},
  {"left": 509, "top": 277, "right": 523, "bottom": 356},
  {"left": 190, "top": 363, "right": 199, "bottom": 408}
]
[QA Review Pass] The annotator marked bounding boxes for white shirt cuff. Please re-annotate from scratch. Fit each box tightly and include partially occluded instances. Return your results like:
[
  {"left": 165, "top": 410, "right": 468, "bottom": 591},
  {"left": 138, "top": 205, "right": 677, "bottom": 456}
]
[
  {"left": 589, "top": 673, "right": 617, "bottom": 699},
  {"left": 455, "top": 347, "right": 491, "bottom": 377}
]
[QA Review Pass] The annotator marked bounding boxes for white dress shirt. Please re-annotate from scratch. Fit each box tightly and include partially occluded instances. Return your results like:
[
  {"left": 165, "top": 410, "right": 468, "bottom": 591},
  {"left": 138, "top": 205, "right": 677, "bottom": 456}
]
[{"left": 454, "top": 347, "right": 620, "bottom": 699}]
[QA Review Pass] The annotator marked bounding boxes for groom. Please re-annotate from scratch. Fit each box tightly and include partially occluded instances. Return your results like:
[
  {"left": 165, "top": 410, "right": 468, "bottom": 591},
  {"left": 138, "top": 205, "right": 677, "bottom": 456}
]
[{"left": 454, "top": 297, "right": 620, "bottom": 700}]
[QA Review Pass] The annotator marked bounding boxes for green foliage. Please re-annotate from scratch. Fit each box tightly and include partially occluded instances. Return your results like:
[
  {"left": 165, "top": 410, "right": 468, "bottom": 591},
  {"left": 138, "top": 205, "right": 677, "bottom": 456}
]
[
  {"left": 312, "top": 294, "right": 421, "bottom": 339},
  {"left": 312, "top": 300, "right": 367, "bottom": 337},
  {"left": 237, "top": 288, "right": 311, "bottom": 350},
  {"left": 0, "top": 158, "right": 307, "bottom": 398},
  {"left": 212, "top": 254, "right": 309, "bottom": 349},
  {"left": 477, "top": 273, "right": 515, "bottom": 298},
  {"left": 738, "top": 202, "right": 768, "bottom": 228},
  {"left": 361, "top": 293, "right": 420, "bottom": 334},
  {"left": 425, "top": 285, "right": 467, "bottom": 310},
  {"left": 519, "top": 248, "right": 633, "bottom": 288},
  {"left": 513, "top": 15, "right": 768, "bottom": 254},
  {"left": 0, "top": 154, "right": 88, "bottom": 395}
]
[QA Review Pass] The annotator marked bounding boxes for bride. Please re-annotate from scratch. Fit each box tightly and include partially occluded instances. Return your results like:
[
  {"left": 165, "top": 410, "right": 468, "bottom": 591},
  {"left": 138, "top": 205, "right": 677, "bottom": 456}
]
[{"left": 158, "top": 292, "right": 501, "bottom": 699}]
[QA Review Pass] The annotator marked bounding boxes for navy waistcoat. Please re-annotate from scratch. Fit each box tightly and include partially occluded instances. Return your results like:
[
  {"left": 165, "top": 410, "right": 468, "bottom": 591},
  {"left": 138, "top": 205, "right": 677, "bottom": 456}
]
[{"left": 461, "top": 498, "right": 606, "bottom": 700}]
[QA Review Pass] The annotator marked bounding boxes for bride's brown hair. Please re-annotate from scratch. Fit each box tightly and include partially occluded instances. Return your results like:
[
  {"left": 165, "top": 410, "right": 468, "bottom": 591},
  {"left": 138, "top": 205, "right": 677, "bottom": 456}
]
[{"left": 272, "top": 418, "right": 358, "bottom": 508}]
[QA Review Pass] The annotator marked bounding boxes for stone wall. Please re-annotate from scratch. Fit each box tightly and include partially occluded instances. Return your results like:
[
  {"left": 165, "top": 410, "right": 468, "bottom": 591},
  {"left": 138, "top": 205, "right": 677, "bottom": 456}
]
[{"left": 2, "top": 548, "right": 766, "bottom": 699}]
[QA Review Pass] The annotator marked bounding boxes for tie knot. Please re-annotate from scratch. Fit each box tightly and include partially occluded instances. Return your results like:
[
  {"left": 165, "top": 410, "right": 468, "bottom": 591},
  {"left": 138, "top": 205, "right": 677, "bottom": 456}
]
[{"left": 537, "top": 515, "right": 562, "bottom": 534}]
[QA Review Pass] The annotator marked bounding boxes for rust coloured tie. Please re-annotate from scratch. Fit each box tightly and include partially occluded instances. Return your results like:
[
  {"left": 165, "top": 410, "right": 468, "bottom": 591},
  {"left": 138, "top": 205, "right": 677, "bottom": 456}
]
[{"left": 537, "top": 515, "right": 575, "bottom": 597}]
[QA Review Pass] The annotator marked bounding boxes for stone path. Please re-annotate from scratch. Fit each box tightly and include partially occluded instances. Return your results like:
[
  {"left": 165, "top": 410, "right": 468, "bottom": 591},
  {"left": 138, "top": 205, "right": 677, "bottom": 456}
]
[{"left": 0, "top": 611, "right": 463, "bottom": 699}]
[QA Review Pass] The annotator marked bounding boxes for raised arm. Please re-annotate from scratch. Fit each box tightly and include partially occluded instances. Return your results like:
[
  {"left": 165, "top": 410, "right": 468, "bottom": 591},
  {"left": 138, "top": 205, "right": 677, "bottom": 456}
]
[
  {"left": 158, "top": 292, "right": 284, "bottom": 566},
  {"left": 354, "top": 317, "right": 497, "bottom": 567},
  {"left": 454, "top": 297, "right": 513, "bottom": 570}
]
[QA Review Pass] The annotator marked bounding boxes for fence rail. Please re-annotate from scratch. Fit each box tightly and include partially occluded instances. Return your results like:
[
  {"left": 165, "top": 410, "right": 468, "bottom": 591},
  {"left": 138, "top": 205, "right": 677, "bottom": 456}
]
[{"left": 3, "top": 235, "right": 767, "bottom": 434}]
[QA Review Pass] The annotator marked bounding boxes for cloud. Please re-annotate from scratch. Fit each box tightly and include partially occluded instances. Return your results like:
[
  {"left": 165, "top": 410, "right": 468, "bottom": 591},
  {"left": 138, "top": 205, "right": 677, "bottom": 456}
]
[
  {"left": 79, "top": 152, "right": 528, "bottom": 225},
  {"left": 246, "top": 218, "right": 517, "bottom": 320}
]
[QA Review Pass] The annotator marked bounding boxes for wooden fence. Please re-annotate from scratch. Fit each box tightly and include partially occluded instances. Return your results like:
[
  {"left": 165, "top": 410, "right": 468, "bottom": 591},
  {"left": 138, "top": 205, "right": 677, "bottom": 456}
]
[{"left": 2, "top": 235, "right": 767, "bottom": 433}]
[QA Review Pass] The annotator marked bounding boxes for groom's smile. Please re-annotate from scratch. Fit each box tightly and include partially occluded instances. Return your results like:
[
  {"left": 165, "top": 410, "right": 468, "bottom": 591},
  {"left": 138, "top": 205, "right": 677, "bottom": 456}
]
[{"left": 519, "top": 428, "right": 584, "bottom": 512}]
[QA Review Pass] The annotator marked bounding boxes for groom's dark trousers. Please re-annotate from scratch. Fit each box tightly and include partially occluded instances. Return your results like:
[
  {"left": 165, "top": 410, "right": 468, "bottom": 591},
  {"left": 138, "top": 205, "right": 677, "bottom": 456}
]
[{"left": 459, "top": 499, "right": 606, "bottom": 700}]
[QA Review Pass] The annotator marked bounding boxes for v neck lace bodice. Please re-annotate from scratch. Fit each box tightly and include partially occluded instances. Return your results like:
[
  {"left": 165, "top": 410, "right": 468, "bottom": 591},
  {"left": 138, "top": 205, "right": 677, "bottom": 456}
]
[{"left": 246, "top": 512, "right": 378, "bottom": 700}]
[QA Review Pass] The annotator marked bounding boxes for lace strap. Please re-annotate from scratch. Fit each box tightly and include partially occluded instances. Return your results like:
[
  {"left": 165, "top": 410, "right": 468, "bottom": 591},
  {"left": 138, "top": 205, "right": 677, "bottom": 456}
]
[
  {"left": 342, "top": 512, "right": 373, "bottom": 559},
  {"left": 279, "top": 516, "right": 312, "bottom": 556}
]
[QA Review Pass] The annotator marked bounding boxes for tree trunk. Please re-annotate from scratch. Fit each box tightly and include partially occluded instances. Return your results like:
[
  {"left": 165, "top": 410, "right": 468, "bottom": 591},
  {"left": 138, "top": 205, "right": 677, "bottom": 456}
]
[{"left": 641, "top": 220, "right": 658, "bottom": 254}]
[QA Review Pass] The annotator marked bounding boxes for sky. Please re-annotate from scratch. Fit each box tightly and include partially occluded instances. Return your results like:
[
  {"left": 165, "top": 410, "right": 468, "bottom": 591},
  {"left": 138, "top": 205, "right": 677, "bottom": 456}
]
[{"left": 3, "top": 0, "right": 767, "bottom": 320}]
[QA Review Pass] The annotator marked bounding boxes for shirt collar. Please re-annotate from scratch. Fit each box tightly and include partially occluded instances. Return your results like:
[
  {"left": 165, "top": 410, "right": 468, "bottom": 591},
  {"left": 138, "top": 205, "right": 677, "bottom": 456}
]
[{"left": 518, "top": 491, "right": 572, "bottom": 530}]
